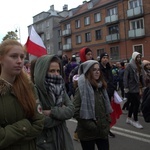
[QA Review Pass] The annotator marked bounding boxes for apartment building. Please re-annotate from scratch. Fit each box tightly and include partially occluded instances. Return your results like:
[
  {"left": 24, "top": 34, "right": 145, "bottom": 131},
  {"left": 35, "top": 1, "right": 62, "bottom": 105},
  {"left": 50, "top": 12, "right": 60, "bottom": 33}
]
[
  {"left": 27, "top": 4, "right": 69, "bottom": 55},
  {"left": 60, "top": 0, "right": 150, "bottom": 62}
]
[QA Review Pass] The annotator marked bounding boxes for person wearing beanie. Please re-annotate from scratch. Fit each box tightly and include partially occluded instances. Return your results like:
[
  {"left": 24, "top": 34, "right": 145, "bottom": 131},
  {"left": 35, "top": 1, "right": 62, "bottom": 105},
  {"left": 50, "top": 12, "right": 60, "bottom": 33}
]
[
  {"left": 72, "top": 47, "right": 93, "bottom": 141},
  {"left": 142, "top": 60, "right": 150, "bottom": 87},
  {"left": 99, "top": 52, "right": 117, "bottom": 138},
  {"left": 73, "top": 60, "right": 113, "bottom": 150},
  {"left": 124, "top": 51, "right": 146, "bottom": 129}
]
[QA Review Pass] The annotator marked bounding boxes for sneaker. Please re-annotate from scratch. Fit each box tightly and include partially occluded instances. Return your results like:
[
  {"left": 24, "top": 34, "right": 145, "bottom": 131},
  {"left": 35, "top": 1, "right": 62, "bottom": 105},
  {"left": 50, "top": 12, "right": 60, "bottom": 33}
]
[
  {"left": 132, "top": 121, "right": 143, "bottom": 129},
  {"left": 126, "top": 117, "right": 133, "bottom": 125},
  {"left": 109, "top": 131, "right": 115, "bottom": 138},
  {"left": 73, "top": 132, "right": 80, "bottom": 141}
]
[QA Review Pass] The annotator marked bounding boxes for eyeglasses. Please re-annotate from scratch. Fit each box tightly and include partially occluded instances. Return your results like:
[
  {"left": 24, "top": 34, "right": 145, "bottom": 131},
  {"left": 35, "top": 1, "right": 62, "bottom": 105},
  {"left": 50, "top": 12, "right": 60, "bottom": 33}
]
[{"left": 93, "top": 68, "right": 100, "bottom": 72}]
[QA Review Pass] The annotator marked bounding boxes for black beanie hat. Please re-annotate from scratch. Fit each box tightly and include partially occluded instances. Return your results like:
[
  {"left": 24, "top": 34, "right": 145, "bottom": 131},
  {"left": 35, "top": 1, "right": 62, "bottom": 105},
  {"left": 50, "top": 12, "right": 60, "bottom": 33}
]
[
  {"left": 100, "top": 52, "right": 109, "bottom": 62},
  {"left": 85, "top": 48, "right": 92, "bottom": 55}
]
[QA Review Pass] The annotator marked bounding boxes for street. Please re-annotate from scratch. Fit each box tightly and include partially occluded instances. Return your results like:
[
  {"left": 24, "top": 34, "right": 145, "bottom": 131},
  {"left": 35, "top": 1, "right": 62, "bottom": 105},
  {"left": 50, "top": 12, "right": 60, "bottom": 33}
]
[{"left": 67, "top": 110, "right": 150, "bottom": 150}]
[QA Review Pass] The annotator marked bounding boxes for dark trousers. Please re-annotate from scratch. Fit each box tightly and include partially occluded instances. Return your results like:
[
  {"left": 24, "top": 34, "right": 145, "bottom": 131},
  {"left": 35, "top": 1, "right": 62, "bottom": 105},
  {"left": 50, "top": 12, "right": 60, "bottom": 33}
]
[
  {"left": 128, "top": 93, "right": 141, "bottom": 121},
  {"left": 80, "top": 138, "right": 109, "bottom": 150}
]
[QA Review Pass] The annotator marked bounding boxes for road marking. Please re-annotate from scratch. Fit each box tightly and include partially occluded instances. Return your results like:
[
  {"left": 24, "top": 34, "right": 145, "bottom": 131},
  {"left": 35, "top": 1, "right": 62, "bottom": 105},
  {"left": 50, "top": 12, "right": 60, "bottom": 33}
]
[
  {"left": 112, "top": 126, "right": 150, "bottom": 138},
  {"left": 111, "top": 130, "right": 150, "bottom": 143},
  {"left": 68, "top": 119, "right": 150, "bottom": 143}
]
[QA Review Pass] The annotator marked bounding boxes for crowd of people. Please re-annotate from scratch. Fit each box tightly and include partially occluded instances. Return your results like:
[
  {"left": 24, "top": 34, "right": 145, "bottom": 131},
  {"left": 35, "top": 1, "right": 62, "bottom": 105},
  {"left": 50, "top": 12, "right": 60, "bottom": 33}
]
[{"left": 0, "top": 39, "right": 149, "bottom": 150}]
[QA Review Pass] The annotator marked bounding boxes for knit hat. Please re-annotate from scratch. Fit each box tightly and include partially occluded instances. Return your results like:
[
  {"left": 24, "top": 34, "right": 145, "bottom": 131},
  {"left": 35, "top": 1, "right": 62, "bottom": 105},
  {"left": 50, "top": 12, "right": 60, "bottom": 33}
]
[
  {"left": 143, "top": 60, "right": 150, "bottom": 67},
  {"left": 132, "top": 51, "right": 141, "bottom": 60},
  {"left": 78, "top": 60, "right": 99, "bottom": 75},
  {"left": 71, "top": 55, "right": 76, "bottom": 62},
  {"left": 100, "top": 52, "right": 109, "bottom": 62},
  {"left": 79, "top": 47, "right": 92, "bottom": 62}
]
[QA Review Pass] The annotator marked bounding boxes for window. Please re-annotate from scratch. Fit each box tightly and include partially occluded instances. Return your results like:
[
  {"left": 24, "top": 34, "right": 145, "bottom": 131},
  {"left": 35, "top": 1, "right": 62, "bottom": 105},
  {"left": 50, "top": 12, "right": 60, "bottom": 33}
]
[
  {"left": 46, "top": 33, "right": 50, "bottom": 40},
  {"left": 58, "top": 30, "right": 61, "bottom": 37},
  {"left": 110, "top": 46, "right": 119, "bottom": 60},
  {"left": 65, "top": 37, "right": 71, "bottom": 44},
  {"left": 107, "top": 7, "right": 117, "bottom": 16},
  {"left": 75, "top": 20, "right": 81, "bottom": 28},
  {"left": 129, "top": 0, "right": 142, "bottom": 9},
  {"left": 84, "top": 16, "right": 90, "bottom": 25},
  {"left": 108, "top": 25, "right": 119, "bottom": 34},
  {"left": 95, "top": 29, "right": 102, "bottom": 40},
  {"left": 85, "top": 32, "right": 91, "bottom": 42},
  {"left": 97, "top": 49, "right": 105, "bottom": 56},
  {"left": 76, "top": 35, "right": 81, "bottom": 44},
  {"left": 94, "top": 13, "right": 101, "bottom": 22},
  {"left": 64, "top": 23, "right": 70, "bottom": 29},
  {"left": 133, "top": 44, "right": 143, "bottom": 56},
  {"left": 130, "top": 18, "right": 144, "bottom": 29},
  {"left": 46, "top": 21, "right": 49, "bottom": 27},
  {"left": 58, "top": 42, "right": 62, "bottom": 50}
]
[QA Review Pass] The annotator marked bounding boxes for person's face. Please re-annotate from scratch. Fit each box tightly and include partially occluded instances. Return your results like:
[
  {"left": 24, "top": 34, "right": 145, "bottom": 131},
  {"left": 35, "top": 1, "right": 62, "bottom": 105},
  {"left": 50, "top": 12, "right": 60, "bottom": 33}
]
[
  {"left": 85, "top": 51, "right": 93, "bottom": 60},
  {"left": 92, "top": 64, "right": 100, "bottom": 80},
  {"left": 101, "top": 56, "right": 109, "bottom": 65},
  {"left": 136, "top": 54, "right": 142, "bottom": 63},
  {"left": 48, "top": 62, "right": 60, "bottom": 76},
  {"left": 0, "top": 45, "right": 25, "bottom": 77},
  {"left": 145, "top": 64, "right": 150, "bottom": 70}
]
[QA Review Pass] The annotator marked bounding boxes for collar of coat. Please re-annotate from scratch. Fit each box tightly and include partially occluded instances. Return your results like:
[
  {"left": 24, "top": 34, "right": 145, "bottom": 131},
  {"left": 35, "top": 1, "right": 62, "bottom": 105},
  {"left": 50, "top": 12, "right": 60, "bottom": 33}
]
[{"left": 0, "top": 78, "right": 12, "bottom": 95}]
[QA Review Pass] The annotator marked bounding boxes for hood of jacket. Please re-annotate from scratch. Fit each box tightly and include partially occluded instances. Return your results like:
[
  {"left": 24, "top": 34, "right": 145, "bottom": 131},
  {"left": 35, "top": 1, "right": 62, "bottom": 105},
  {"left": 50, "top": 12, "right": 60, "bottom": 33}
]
[{"left": 34, "top": 54, "right": 62, "bottom": 93}]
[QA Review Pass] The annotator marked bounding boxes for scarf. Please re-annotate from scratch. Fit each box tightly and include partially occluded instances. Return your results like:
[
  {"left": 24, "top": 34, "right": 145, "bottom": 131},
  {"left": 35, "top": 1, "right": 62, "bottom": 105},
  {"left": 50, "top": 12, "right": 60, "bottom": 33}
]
[
  {"left": 45, "top": 74, "right": 65, "bottom": 149},
  {"left": 45, "top": 74, "right": 65, "bottom": 106},
  {"left": 78, "top": 74, "right": 113, "bottom": 120}
]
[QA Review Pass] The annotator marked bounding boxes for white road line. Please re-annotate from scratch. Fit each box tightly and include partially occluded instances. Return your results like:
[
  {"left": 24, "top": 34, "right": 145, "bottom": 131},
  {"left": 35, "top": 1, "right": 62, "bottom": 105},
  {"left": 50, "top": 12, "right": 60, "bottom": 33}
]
[
  {"left": 68, "top": 119, "right": 150, "bottom": 143},
  {"left": 112, "top": 126, "right": 150, "bottom": 138},
  {"left": 111, "top": 130, "right": 150, "bottom": 143}
]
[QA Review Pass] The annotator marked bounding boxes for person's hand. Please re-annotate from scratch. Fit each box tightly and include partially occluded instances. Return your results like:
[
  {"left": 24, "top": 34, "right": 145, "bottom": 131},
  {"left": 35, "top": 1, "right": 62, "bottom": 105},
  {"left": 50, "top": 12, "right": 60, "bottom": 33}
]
[{"left": 43, "top": 110, "right": 51, "bottom": 116}]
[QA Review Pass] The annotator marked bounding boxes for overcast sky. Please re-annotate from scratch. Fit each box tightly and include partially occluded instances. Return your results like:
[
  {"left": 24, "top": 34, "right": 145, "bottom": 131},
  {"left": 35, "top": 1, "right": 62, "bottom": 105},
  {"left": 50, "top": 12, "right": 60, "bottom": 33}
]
[{"left": 0, "top": 0, "right": 87, "bottom": 44}]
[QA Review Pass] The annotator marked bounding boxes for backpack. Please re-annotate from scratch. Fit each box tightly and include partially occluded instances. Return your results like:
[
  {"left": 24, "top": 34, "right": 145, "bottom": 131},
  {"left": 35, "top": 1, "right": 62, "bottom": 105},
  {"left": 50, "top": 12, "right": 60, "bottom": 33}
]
[{"left": 141, "top": 87, "right": 150, "bottom": 123}]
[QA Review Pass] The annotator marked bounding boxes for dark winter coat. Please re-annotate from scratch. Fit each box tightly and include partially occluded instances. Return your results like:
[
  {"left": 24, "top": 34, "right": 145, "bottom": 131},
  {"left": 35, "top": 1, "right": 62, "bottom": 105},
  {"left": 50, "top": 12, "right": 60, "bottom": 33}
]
[
  {"left": 0, "top": 79, "right": 44, "bottom": 150},
  {"left": 34, "top": 55, "right": 74, "bottom": 150},
  {"left": 73, "top": 88, "right": 111, "bottom": 141},
  {"left": 100, "top": 63, "right": 115, "bottom": 99}
]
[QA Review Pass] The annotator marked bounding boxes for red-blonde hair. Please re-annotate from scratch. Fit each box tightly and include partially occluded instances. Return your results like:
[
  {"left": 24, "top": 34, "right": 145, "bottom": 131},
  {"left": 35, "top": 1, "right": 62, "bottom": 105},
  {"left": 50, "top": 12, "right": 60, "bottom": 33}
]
[{"left": 0, "top": 39, "right": 36, "bottom": 118}]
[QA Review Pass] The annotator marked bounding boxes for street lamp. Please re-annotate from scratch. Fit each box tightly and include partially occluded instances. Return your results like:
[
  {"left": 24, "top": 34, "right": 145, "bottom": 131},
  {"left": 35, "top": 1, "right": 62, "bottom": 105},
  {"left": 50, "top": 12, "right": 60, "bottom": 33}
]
[{"left": 14, "top": 25, "right": 21, "bottom": 43}]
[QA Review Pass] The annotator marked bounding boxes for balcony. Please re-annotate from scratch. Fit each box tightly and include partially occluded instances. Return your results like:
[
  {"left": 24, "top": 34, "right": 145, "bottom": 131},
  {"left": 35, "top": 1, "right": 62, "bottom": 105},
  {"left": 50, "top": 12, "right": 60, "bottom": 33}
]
[
  {"left": 105, "top": 14, "right": 118, "bottom": 25},
  {"left": 128, "top": 28, "right": 145, "bottom": 39},
  {"left": 127, "top": 6, "right": 143, "bottom": 19},
  {"left": 63, "top": 43, "right": 72, "bottom": 51},
  {"left": 106, "top": 33, "right": 120, "bottom": 43},
  {"left": 62, "top": 29, "right": 71, "bottom": 36}
]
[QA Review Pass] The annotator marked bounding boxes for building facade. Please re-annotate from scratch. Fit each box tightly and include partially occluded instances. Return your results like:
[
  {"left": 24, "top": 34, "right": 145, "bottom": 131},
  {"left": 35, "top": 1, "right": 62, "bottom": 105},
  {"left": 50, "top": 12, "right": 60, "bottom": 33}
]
[{"left": 60, "top": 0, "right": 150, "bottom": 62}]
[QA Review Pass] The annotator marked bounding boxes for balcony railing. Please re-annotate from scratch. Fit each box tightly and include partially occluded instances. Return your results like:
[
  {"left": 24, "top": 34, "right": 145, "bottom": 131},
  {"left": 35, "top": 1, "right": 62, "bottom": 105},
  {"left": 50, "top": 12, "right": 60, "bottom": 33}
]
[
  {"left": 106, "top": 33, "right": 120, "bottom": 43},
  {"left": 105, "top": 14, "right": 118, "bottom": 24},
  {"left": 62, "top": 29, "right": 71, "bottom": 36},
  {"left": 63, "top": 43, "right": 72, "bottom": 50},
  {"left": 128, "top": 28, "right": 145, "bottom": 38},
  {"left": 127, "top": 6, "right": 143, "bottom": 18}
]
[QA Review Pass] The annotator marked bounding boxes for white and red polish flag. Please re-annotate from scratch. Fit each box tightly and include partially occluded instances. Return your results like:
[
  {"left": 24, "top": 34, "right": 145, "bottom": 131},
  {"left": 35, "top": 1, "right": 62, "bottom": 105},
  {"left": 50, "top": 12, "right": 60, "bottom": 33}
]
[{"left": 25, "top": 26, "right": 47, "bottom": 57}]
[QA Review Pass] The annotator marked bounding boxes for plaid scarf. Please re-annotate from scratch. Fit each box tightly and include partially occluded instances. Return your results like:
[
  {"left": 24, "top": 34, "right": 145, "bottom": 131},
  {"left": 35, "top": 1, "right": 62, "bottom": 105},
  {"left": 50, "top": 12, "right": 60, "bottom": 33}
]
[{"left": 45, "top": 74, "right": 65, "bottom": 106}]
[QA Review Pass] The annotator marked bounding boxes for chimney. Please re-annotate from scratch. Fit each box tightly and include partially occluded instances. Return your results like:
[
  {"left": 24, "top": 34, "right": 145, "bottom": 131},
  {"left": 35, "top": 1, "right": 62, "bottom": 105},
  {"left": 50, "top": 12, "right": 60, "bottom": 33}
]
[
  {"left": 50, "top": 5, "right": 54, "bottom": 11},
  {"left": 83, "top": 1, "right": 87, "bottom": 4},
  {"left": 63, "top": 4, "right": 68, "bottom": 11}
]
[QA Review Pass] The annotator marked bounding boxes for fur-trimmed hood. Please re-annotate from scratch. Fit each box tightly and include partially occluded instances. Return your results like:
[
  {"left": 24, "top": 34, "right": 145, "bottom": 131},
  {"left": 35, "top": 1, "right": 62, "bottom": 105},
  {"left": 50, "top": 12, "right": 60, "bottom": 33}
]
[{"left": 0, "top": 78, "right": 12, "bottom": 95}]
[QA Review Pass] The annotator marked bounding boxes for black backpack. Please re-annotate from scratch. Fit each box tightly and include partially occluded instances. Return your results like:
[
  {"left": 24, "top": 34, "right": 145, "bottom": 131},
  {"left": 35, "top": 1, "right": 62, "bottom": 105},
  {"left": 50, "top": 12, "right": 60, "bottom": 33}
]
[{"left": 141, "top": 87, "right": 150, "bottom": 123}]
